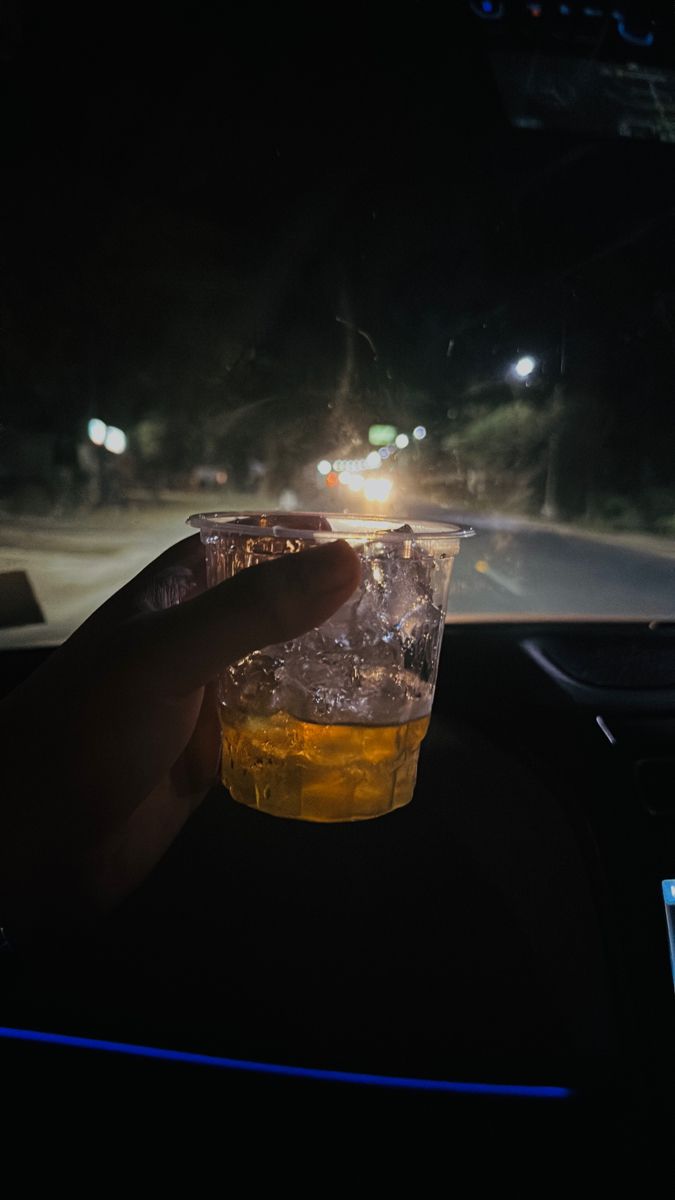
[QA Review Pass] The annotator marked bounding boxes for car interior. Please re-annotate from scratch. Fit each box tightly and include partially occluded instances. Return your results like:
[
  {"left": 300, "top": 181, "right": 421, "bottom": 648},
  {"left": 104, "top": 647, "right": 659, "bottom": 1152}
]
[
  {"left": 2, "top": 3, "right": 674, "bottom": 1166},
  {"left": 3, "top": 621, "right": 675, "bottom": 1154}
]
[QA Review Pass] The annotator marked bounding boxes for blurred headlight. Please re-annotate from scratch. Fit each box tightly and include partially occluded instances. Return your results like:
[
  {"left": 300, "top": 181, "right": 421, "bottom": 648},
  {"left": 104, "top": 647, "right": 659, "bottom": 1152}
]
[{"left": 364, "top": 477, "right": 393, "bottom": 502}]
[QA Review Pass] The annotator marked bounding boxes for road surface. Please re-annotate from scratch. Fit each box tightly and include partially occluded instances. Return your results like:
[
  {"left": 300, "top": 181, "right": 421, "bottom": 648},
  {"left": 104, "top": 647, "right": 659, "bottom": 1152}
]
[
  {"left": 2, "top": 494, "right": 675, "bottom": 648},
  {"left": 414, "top": 503, "right": 675, "bottom": 620}
]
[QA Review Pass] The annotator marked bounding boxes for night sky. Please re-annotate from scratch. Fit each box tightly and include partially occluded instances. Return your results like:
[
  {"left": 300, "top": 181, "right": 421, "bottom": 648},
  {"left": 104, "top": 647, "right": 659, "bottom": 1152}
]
[{"left": 2, "top": 5, "right": 674, "bottom": 468}]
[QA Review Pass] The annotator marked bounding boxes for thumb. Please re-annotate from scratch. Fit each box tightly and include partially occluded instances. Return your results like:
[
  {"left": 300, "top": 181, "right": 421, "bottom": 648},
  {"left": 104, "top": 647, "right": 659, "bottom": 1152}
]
[{"left": 114, "top": 539, "right": 361, "bottom": 696}]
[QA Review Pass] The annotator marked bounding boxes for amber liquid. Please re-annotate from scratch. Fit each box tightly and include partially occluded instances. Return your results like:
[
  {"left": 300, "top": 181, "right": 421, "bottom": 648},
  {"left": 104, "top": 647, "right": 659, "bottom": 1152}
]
[{"left": 220, "top": 710, "right": 430, "bottom": 822}]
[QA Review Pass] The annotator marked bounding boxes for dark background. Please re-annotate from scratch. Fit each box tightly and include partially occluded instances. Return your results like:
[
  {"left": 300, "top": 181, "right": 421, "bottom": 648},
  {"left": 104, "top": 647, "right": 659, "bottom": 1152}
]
[{"left": 2, "top": 2, "right": 675, "bottom": 522}]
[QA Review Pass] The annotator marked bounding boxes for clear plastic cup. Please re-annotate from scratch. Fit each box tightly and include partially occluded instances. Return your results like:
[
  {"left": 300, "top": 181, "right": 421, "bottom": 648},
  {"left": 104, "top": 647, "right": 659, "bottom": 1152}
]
[{"left": 187, "top": 512, "right": 474, "bottom": 822}]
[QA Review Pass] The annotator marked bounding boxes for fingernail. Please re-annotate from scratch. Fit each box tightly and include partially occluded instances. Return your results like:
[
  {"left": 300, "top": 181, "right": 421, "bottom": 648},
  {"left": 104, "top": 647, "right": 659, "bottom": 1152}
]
[{"left": 144, "top": 567, "right": 197, "bottom": 611}]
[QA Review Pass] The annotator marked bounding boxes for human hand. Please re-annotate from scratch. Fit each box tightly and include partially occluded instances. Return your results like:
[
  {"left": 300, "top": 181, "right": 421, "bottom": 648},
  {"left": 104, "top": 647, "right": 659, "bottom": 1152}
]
[{"left": 0, "top": 535, "right": 360, "bottom": 951}]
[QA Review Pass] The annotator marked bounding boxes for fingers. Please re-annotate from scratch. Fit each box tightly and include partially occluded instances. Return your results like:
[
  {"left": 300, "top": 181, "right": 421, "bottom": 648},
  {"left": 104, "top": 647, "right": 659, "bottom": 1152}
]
[
  {"left": 170, "top": 681, "right": 222, "bottom": 798},
  {"left": 110, "top": 537, "right": 206, "bottom": 619},
  {"left": 115, "top": 539, "right": 361, "bottom": 697},
  {"left": 74, "top": 534, "right": 207, "bottom": 639}
]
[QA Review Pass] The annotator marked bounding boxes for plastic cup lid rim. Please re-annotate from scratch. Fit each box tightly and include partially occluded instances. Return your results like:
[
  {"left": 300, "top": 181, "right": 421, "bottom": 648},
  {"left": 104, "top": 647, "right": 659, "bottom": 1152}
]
[{"left": 186, "top": 511, "right": 475, "bottom": 542}]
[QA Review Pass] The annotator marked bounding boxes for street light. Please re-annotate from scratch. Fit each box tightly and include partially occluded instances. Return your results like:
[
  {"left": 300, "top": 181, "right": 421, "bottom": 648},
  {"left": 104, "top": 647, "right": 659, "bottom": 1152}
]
[
  {"left": 87, "top": 418, "right": 107, "bottom": 446},
  {"left": 88, "top": 418, "right": 127, "bottom": 454},
  {"left": 513, "top": 355, "right": 537, "bottom": 380},
  {"left": 104, "top": 425, "right": 127, "bottom": 455}
]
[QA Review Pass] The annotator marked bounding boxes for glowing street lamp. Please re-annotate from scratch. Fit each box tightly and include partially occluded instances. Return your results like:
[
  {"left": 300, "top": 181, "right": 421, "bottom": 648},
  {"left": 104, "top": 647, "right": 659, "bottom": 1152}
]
[
  {"left": 513, "top": 355, "right": 537, "bottom": 380},
  {"left": 88, "top": 418, "right": 127, "bottom": 454},
  {"left": 103, "top": 425, "right": 127, "bottom": 455},
  {"left": 87, "top": 418, "right": 107, "bottom": 446}
]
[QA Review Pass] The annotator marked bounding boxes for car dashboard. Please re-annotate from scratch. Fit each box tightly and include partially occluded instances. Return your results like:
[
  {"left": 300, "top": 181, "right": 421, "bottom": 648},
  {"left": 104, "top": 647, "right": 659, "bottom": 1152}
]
[{"left": 2, "top": 619, "right": 674, "bottom": 1163}]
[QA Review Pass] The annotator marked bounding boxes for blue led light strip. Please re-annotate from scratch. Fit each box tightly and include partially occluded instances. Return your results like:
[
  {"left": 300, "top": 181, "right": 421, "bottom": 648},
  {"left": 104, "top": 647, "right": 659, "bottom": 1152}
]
[{"left": 0, "top": 1025, "right": 571, "bottom": 1099}]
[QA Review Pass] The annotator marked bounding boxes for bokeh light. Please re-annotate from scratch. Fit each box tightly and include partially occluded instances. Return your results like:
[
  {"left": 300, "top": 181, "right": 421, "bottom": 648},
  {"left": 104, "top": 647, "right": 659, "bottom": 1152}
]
[
  {"left": 514, "top": 356, "right": 536, "bottom": 379},
  {"left": 103, "top": 425, "right": 127, "bottom": 455},
  {"left": 364, "top": 477, "right": 393, "bottom": 502},
  {"left": 87, "top": 418, "right": 107, "bottom": 446}
]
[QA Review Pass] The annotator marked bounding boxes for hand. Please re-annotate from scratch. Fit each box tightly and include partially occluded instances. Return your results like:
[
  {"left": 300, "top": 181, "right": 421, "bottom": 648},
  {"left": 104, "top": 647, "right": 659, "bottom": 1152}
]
[{"left": 0, "top": 535, "right": 360, "bottom": 951}]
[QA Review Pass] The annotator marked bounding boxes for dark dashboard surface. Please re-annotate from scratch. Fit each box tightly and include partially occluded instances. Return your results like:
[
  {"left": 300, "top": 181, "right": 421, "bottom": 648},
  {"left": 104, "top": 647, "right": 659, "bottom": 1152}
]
[{"left": 2, "top": 620, "right": 674, "bottom": 1159}]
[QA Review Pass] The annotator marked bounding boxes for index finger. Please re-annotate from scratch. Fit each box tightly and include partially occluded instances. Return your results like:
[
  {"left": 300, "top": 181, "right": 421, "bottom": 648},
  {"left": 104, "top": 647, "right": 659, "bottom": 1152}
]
[{"left": 71, "top": 534, "right": 206, "bottom": 642}]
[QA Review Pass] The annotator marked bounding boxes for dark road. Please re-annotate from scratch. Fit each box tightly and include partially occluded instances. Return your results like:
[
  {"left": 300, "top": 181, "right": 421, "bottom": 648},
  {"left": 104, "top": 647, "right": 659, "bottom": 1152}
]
[{"left": 412, "top": 503, "right": 675, "bottom": 620}]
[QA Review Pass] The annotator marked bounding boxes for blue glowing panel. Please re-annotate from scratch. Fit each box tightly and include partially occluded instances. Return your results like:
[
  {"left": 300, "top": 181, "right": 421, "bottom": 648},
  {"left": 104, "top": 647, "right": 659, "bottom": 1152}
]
[{"left": 0, "top": 1026, "right": 572, "bottom": 1099}]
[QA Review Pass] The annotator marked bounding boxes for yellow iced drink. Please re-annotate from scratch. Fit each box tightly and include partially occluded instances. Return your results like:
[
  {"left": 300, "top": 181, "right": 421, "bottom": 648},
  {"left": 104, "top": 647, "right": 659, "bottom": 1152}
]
[{"left": 220, "top": 709, "right": 430, "bottom": 822}]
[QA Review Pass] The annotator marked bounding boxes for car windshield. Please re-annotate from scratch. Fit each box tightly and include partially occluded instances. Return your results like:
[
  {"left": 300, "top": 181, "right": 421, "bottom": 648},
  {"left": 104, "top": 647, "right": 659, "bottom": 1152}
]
[{"left": 2, "top": 3, "right": 675, "bottom": 646}]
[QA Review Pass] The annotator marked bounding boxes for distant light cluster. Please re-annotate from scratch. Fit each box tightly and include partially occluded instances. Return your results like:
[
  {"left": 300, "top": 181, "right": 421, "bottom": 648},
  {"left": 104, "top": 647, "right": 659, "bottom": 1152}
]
[{"left": 316, "top": 421, "right": 428, "bottom": 502}]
